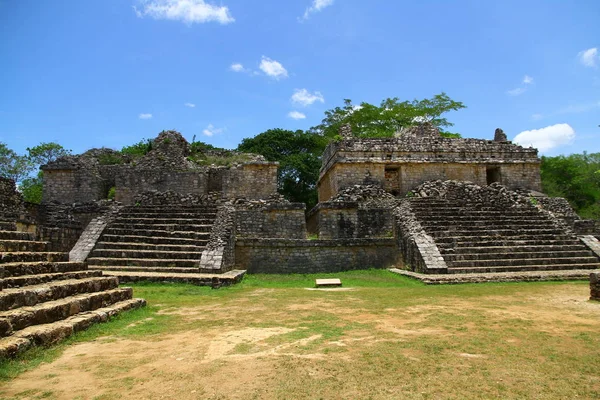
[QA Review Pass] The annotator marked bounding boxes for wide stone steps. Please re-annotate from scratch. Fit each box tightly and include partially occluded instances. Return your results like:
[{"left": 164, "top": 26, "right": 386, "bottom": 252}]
[
  {"left": 114, "top": 217, "right": 216, "bottom": 225},
  {"left": 90, "top": 249, "right": 204, "bottom": 260},
  {"left": 0, "top": 298, "right": 146, "bottom": 358},
  {"left": 2, "top": 261, "right": 89, "bottom": 277},
  {"left": 103, "top": 228, "right": 211, "bottom": 240},
  {"left": 0, "top": 288, "right": 133, "bottom": 335},
  {"left": 447, "top": 256, "right": 599, "bottom": 268},
  {"left": 430, "top": 228, "right": 565, "bottom": 237},
  {"left": 435, "top": 236, "right": 579, "bottom": 246},
  {"left": 0, "top": 240, "right": 49, "bottom": 252},
  {"left": 447, "top": 264, "right": 600, "bottom": 274},
  {"left": 0, "top": 222, "right": 17, "bottom": 231},
  {"left": 439, "top": 244, "right": 588, "bottom": 254},
  {"left": 3, "top": 270, "right": 103, "bottom": 289},
  {"left": 444, "top": 250, "right": 595, "bottom": 262},
  {"left": 87, "top": 257, "right": 199, "bottom": 268},
  {"left": 108, "top": 223, "right": 213, "bottom": 232},
  {"left": 94, "top": 241, "right": 205, "bottom": 252},
  {"left": 0, "top": 231, "right": 35, "bottom": 241},
  {"left": 421, "top": 223, "right": 557, "bottom": 231},
  {"left": 1, "top": 252, "right": 69, "bottom": 263},
  {"left": 100, "top": 234, "right": 205, "bottom": 246},
  {"left": 89, "top": 265, "right": 201, "bottom": 274},
  {"left": 104, "top": 269, "right": 246, "bottom": 286}
]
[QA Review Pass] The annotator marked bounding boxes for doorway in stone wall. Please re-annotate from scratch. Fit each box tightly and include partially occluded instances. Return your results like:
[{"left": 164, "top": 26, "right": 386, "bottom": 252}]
[
  {"left": 486, "top": 166, "right": 501, "bottom": 185},
  {"left": 384, "top": 166, "right": 401, "bottom": 196}
]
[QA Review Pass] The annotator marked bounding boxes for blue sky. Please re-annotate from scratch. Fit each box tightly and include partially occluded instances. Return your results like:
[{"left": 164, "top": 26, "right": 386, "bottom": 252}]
[{"left": 1, "top": 0, "right": 598, "bottom": 156}]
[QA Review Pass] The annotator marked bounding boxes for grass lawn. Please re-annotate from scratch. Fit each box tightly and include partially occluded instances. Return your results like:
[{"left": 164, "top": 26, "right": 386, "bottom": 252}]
[{"left": 0, "top": 270, "right": 599, "bottom": 399}]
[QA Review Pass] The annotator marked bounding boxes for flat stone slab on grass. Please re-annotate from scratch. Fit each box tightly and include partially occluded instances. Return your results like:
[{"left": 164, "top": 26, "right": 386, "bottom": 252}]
[{"left": 315, "top": 278, "right": 342, "bottom": 288}]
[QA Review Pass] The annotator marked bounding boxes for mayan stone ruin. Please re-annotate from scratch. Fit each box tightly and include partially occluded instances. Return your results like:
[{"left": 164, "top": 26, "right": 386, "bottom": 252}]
[{"left": 2, "top": 125, "right": 600, "bottom": 356}]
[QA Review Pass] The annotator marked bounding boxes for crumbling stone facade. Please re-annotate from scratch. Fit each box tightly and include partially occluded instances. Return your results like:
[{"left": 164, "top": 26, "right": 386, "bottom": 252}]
[
  {"left": 0, "top": 177, "right": 24, "bottom": 220},
  {"left": 318, "top": 124, "right": 542, "bottom": 201},
  {"left": 591, "top": 272, "right": 600, "bottom": 301}
]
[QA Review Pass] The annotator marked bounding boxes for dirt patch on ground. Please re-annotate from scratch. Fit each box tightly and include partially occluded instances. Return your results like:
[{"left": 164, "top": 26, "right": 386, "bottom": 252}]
[{"left": 2, "top": 283, "right": 600, "bottom": 399}]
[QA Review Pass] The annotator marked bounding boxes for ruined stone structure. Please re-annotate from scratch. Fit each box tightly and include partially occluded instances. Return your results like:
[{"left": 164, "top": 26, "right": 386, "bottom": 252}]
[{"left": 317, "top": 124, "right": 542, "bottom": 202}]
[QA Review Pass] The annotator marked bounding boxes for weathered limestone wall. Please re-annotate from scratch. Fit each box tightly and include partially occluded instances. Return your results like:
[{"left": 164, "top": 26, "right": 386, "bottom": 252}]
[
  {"left": 591, "top": 273, "right": 600, "bottom": 301},
  {"left": 116, "top": 169, "right": 207, "bottom": 205},
  {"left": 0, "top": 177, "right": 24, "bottom": 219},
  {"left": 318, "top": 163, "right": 385, "bottom": 202},
  {"left": 222, "top": 163, "right": 278, "bottom": 200},
  {"left": 235, "top": 238, "right": 399, "bottom": 273},
  {"left": 43, "top": 169, "right": 106, "bottom": 204},
  {"left": 399, "top": 164, "right": 486, "bottom": 193},
  {"left": 236, "top": 204, "right": 306, "bottom": 239},
  {"left": 306, "top": 202, "right": 394, "bottom": 239}
]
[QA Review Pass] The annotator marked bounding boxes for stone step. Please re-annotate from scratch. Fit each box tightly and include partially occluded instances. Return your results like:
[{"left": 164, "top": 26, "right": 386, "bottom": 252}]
[
  {"left": 0, "top": 288, "right": 133, "bottom": 336},
  {"left": 417, "top": 216, "right": 550, "bottom": 224},
  {"left": 444, "top": 250, "right": 595, "bottom": 262},
  {"left": 0, "top": 277, "right": 119, "bottom": 311},
  {"left": 0, "top": 298, "right": 146, "bottom": 358},
  {"left": 90, "top": 249, "right": 204, "bottom": 260},
  {"left": 440, "top": 244, "right": 590, "bottom": 254},
  {"left": 412, "top": 209, "right": 542, "bottom": 216},
  {"left": 447, "top": 257, "right": 600, "bottom": 268},
  {"left": 94, "top": 241, "right": 205, "bottom": 252},
  {"left": 430, "top": 229, "right": 565, "bottom": 238},
  {"left": 0, "top": 221, "right": 16, "bottom": 231},
  {"left": 89, "top": 265, "right": 201, "bottom": 274},
  {"left": 447, "top": 264, "right": 600, "bottom": 274},
  {"left": 1, "top": 252, "right": 69, "bottom": 264},
  {"left": 0, "top": 239, "right": 49, "bottom": 252},
  {"left": 86, "top": 257, "right": 200, "bottom": 268},
  {"left": 2, "top": 261, "right": 88, "bottom": 277},
  {"left": 108, "top": 223, "right": 213, "bottom": 232},
  {"left": 2, "top": 270, "right": 103, "bottom": 289},
  {"left": 421, "top": 223, "right": 557, "bottom": 231},
  {"left": 103, "top": 228, "right": 211, "bottom": 239},
  {"left": 100, "top": 234, "right": 206, "bottom": 246},
  {"left": 436, "top": 237, "right": 580, "bottom": 246},
  {"left": 0, "top": 231, "right": 35, "bottom": 241},
  {"left": 121, "top": 208, "right": 217, "bottom": 216},
  {"left": 114, "top": 217, "right": 216, "bottom": 225},
  {"left": 103, "top": 269, "right": 246, "bottom": 286}
]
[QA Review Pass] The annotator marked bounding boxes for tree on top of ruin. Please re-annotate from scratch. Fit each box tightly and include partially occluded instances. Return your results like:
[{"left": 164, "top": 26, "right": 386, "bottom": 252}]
[{"left": 309, "top": 92, "right": 466, "bottom": 139}]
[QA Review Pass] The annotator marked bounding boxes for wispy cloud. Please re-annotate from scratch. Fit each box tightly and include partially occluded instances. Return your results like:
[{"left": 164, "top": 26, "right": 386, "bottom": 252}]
[
  {"left": 202, "top": 123, "right": 224, "bottom": 137},
  {"left": 139, "top": 113, "right": 153, "bottom": 119},
  {"left": 291, "top": 89, "right": 324, "bottom": 107},
  {"left": 578, "top": 47, "right": 598, "bottom": 68},
  {"left": 288, "top": 111, "right": 306, "bottom": 120},
  {"left": 301, "top": 0, "right": 334, "bottom": 21},
  {"left": 513, "top": 123, "right": 575, "bottom": 153},
  {"left": 133, "top": 0, "right": 234, "bottom": 25},
  {"left": 531, "top": 113, "right": 544, "bottom": 121},
  {"left": 523, "top": 75, "right": 534, "bottom": 84},
  {"left": 259, "top": 56, "right": 288, "bottom": 80},
  {"left": 506, "top": 87, "right": 526, "bottom": 96},
  {"left": 184, "top": 102, "right": 195, "bottom": 108},
  {"left": 230, "top": 63, "right": 245, "bottom": 72}
]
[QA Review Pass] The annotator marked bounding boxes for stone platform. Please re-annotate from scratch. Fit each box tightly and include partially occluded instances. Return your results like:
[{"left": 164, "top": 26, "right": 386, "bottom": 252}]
[
  {"left": 389, "top": 268, "right": 600, "bottom": 285},
  {"left": 98, "top": 269, "right": 246, "bottom": 286}
]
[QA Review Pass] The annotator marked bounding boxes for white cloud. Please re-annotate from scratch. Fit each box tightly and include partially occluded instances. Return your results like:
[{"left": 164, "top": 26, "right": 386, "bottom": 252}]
[
  {"left": 513, "top": 123, "right": 575, "bottom": 153},
  {"left": 523, "top": 75, "right": 534, "bottom": 84},
  {"left": 288, "top": 111, "right": 306, "bottom": 120},
  {"left": 578, "top": 47, "right": 598, "bottom": 68},
  {"left": 259, "top": 56, "right": 288, "bottom": 79},
  {"left": 230, "top": 63, "right": 245, "bottom": 72},
  {"left": 184, "top": 102, "right": 195, "bottom": 108},
  {"left": 139, "top": 113, "right": 153, "bottom": 119},
  {"left": 301, "top": 0, "right": 334, "bottom": 20},
  {"left": 133, "top": 0, "right": 234, "bottom": 25},
  {"left": 506, "top": 87, "right": 526, "bottom": 96},
  {"left": 291, "top": 88, "right": 324, "bottom": 107},
  {"left": 202, "top": 123, "right": 224, "bottom": 137}
]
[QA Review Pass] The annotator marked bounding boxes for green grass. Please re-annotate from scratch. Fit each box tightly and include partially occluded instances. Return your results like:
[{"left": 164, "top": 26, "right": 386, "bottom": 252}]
[{"left": 1, "top": 270, "right": 599, "bottom": 399}]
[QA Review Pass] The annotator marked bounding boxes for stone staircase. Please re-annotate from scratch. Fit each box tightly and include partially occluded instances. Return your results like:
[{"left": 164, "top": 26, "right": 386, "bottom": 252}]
[
  {"left": 409, "top": 197, "right": 600, "bottom": 274},
  {"left": 87, "top": 205, "right": 245, "bottom": 285},
  {"left": 0, "top": 219, "right": 145, "bottom": 358}
]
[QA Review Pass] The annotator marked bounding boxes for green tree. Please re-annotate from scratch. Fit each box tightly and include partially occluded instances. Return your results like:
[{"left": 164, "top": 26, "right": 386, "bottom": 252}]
[
  {"left": 26, "top": 142, "right": 71, "bottom": 167},
  {"left": 0, "top": 142, "right": 32, "bottom": 183},
  {"left": 20, "top": 173, "right": 43, "bottom": 204},
  {"left": 121, "top": 138, "right": 153, "bottom": 157},
  {"left": 310, "top": 92, "right": 465, "bottom": 139},
  {"left": 237, "top": 129, "right": 327, "bottom": 209}
]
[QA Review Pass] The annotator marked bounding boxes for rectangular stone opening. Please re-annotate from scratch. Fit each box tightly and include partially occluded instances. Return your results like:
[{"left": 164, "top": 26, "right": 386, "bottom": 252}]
[
  {"left": 486, "top": 166, "right": 501, "bottom": 185},
  {"left": 384, "top": 166, "right": 401, "bottom": 196}
]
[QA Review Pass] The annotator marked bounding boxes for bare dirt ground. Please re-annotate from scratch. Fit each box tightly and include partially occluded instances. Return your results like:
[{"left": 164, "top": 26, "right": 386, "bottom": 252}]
[{"left": 2, "top": 282, "right": 600, "bottom": 400}]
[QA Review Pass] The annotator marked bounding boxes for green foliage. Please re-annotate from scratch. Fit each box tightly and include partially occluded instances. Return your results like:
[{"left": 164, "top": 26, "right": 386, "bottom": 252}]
[
  {"left": 26, "top": 142, "right": 71, "bottom": 166},
  {"left": 237, "top": 129, "right": 328, "bottom": 209},
  {"left": 20, "top": 172, "right": 43, "bottom": 204},
  {"left": 540, "top": 152, "right": 600, "bottom": 219},
  {"left": 97, "top": 152, "right": 124, "bottom": 165},
  {"left": 190, "top": 140, "right": 219, "bottom": 154},
  {"left": 121, "top": 139, "right": 153, "bottom": 157},
  {"left": 107, "top": 186, "right": 116, "bottom": 200},
  {"left": 310, "top": 92, "right": 466, "bottom": 139},
  {"left": 0, "top": 142, "right": 32, "bottom": 183}
]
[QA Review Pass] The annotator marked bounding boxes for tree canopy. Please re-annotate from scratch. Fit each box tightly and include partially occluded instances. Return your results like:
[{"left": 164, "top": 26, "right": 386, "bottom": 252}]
[{"left": 309, "top": 92, "right": 466, "bottom": 139}]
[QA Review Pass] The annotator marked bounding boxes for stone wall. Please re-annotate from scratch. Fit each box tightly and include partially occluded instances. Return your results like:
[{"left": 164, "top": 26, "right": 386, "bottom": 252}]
[
  {"left": 222, "top": 163, "right": 279, "bottom": 200},
  {"left": 199, "top": 204, "right": 236, "bottom": 273},
  {"left": 116, "top": 169, "right": 207, "bottom": 204},
  {"left": 0, "top": 177, "right": 24, "bottom": 219},
  {"left": 318, "top": 163, "right": 385, "bottom": 202},
  {"left": 236, "top": 203, "right": 306, "bottom": 239},
  {"left": 235, "top": 238, "right": 399, "bottom": 273},
  {"left": 591, "top": 273, "right": 600, "bottom": 301},
  {"left": 306, "top": 202, "right": 394, "bottom": 239}
]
